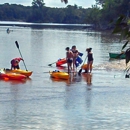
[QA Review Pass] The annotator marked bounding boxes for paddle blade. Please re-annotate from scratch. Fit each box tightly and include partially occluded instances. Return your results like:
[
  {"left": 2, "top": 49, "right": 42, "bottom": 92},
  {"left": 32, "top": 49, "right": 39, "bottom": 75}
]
[
  {"left": 48, "top": 61, "right": 57, "bottom": 66},
  {"left": 48, "top": 64, "right": 52, "bottom": 66},
  {"left": 15, "top": 41, "right": 19, "bottom": 49}
]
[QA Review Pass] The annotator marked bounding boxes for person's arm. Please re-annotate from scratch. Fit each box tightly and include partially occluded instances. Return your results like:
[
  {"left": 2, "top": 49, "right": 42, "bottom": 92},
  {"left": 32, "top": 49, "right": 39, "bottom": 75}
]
[
  {"left": 66, "top": 52, "right": 68, "bottom": 59},
  {"left": 76, "top": 50, "right": 79, "bottom": 57}
]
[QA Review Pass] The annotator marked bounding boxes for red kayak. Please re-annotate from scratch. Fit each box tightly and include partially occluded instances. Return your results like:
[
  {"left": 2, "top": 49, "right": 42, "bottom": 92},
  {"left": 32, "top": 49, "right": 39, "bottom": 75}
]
[
  {"left": 56, "top": 56, "right": 83, "bottom": 67},
  {"left": 56, "top": 58, "right": 67, "bottom": 66}
]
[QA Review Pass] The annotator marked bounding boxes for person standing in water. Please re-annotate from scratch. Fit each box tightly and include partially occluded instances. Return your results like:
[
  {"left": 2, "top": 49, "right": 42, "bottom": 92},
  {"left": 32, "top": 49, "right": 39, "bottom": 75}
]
[
  {"left": 65, "top": 47, "right": 74, "bottom": 73},
  {"left": 71, "top": 45, "right": 79, "bottom": 71},
  {"left": 86, "top": 48, "right": 93, "bottom": 73}
]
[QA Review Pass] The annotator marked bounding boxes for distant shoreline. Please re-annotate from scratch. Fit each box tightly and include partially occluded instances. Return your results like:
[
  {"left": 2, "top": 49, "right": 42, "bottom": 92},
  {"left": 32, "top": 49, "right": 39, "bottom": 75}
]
[{"left": 0, "top": 21, "right": 94, "bottom": 29}]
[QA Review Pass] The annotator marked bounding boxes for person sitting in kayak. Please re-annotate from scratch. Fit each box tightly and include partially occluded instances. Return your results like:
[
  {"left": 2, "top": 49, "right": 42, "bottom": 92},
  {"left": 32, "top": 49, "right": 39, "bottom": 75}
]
[
  {"left": 66, "top": 47, "right": 74, "bottom": 73},
  {"left": 11, "top": 57, "right": 23, "bottom": 70}
]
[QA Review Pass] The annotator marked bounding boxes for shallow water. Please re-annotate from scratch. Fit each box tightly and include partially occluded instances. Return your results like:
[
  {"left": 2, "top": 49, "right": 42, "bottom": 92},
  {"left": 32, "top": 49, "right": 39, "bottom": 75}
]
[{"left": 0, "top": 25, "right": 130, "bottom": 130}]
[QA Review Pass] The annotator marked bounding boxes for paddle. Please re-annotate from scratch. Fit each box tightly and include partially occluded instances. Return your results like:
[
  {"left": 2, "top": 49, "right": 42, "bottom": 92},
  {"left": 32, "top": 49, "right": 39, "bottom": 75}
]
[
  {"left": 15, "top": 41, "right": 28, "bottom": 71},
  {"left": 78, "top": 56, "right": 87, "bottom": 75},
  {"left": 48, "top": 61, "right": 57, "bottom": 66}
]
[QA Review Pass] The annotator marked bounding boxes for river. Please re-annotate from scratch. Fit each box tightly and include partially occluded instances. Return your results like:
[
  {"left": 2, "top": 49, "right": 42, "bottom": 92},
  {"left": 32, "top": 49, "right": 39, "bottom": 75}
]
[{"left": 0, "top": 23, "right": 129, "bottom": 130}]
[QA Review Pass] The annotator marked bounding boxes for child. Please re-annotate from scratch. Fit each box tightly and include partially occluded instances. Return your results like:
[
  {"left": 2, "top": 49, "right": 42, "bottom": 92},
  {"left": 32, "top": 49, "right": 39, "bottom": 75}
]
[
  {"left": 65, "top": 47, "right": 73, "bottom": 73},
  {"left": 86, "top": 48, "right": 93, "bottom": 73},
  {"left": 71, "top": 45, "right": 79, "bottom": 71}
]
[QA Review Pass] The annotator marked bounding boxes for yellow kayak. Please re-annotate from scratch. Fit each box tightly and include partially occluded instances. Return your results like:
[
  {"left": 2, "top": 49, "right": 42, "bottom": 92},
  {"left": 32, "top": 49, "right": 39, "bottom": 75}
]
[
  {"left": 5, "top": 69, "right": 32, "bottom": 77},
  {"left": 49, "top": 71, "right": 69, "bottom": 80}
]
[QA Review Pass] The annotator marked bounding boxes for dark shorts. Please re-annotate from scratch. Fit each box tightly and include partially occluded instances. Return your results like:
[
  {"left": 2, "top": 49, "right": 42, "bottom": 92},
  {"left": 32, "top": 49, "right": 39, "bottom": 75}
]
[
  {"left": 88, "top": 60, "right": 93, "bottom": 64},
  {"left": 67, "top": 58, "right": 73, "bottom": 63},
  {"left": 11, "top": 65, "right": 20, "bottom": 69}
]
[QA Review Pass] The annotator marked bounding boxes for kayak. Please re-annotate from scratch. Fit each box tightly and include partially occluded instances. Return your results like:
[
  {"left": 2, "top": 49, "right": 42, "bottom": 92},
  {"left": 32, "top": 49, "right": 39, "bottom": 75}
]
[
  {"left": 81, "top": 64, "right": 88, "bottom": 70},
  {"left": 49, "top": 71, "right": 69, "bottom": 80},
  {"left": 5, "top": 69, "right": 32, "bottom": 77},
  {"left": 109, "top": 52, "right": 125, "bottom": 59},
  {"left": 0, "top": 69, "right": 26, "bottom": 80},
  {"left": 56, "top": 58, "right": 67, "bottom": 66},
  {"left": 56, "top": 56, "right": 83, "bottom": 67}
]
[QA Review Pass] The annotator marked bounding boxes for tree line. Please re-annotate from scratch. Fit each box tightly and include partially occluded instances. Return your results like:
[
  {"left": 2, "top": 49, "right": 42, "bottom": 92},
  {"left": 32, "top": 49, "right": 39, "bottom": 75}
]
[
  {"left": 0, "top": 0, "right": 129, "bottom": 29},
  {"left": 0, "top": 3, "right": 89, "bottom": 24}
]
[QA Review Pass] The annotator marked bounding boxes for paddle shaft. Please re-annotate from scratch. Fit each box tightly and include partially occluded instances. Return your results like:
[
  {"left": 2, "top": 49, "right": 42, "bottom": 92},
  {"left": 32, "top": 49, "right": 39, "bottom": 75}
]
[
  {"left": 15, "top": 41, "right": 28, "bottom": 71},
  {"left": 48, "top": 61, "right": 57, "bottom": 66},
  {"left": 82, "top": 55, "right": 87, "bottom": 65},
  {"left": 78, "top": 55, "right": 87, "bottom": 74}
]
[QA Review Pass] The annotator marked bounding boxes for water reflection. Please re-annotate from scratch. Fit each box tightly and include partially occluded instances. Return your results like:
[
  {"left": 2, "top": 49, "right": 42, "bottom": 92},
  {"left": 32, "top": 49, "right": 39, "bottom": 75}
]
[
  {"left": 64, "top": 75, "right": 92, "bottom": 111},
  {"left": 82, "top": 73, "right": 92, "bottom": 86},
  {"left": 50, "top": 72, "right": 82, "bottom": 86},
  {"left": 50, "top": 77, "right": 69, "bottom": 84},
  {"left": 85, "top": 86, "right": 92, "bottom": 111},
  {"left": 0, "top": 79, "right": 27, "bottom": 85},
  {"left": 0, "top": 77, "right": 32, "bottom": 86}
]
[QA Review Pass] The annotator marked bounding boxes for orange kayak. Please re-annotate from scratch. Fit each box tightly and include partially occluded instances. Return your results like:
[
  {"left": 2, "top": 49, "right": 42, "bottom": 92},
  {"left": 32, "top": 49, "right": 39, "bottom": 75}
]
[
  {"left": 81, "top": 64, "right": 88, "bottom": 70},
  {"left": 0, "top": 69, "right": 26, "bottom": 80}
]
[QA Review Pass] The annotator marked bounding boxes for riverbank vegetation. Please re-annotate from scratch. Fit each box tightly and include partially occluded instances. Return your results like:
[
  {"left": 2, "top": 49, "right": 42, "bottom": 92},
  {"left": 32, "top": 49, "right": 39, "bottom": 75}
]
[{"left": 0, "top": 0, "right": 129, "bottom": 29}]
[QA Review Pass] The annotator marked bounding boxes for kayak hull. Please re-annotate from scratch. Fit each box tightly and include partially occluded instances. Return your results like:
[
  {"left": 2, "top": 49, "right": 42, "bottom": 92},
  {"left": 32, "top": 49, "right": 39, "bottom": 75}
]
[
  {"left": 81, "top": 64, "right": 88, "bottom": 70},
  {"left": 109, "top": 52, "right": 125, "bottom": 59},
  {"left": 5, "top": 69, "right": 32, "bottom": 77},
  {"left": 56, "top": 58, "right": 67, "bottom": 66},
  {"left": 56, "top": 57, "right": 83, "bottom": 67},
  {"left": 49, "top": 71, "right": 69, "bottom": 80},
  {"left": 0, "top": 69, "right": 26, "bottom": 80}
]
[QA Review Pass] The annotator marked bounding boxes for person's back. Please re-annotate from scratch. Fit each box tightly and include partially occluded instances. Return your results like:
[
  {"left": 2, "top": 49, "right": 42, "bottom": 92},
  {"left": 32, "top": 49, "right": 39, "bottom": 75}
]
[
  {"left": 66, "top": 47, "right": 73, "bottom": 73},
  {"left": 66, "top": 50, "right": 73, "bottom": 59}
]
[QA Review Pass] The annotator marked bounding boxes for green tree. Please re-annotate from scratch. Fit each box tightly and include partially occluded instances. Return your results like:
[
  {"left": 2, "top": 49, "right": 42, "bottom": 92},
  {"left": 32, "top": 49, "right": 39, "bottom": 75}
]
[
  {"left": 32, "top": 0, "right": 45, "bottom": 8},
  {"left": 31, "top": 0, "right": 45, "bottom": 22},
  {"left": 61, "top": 0, "right": 68, "bottom": 4},
  {"left": 112, "top": 15, "right": 130, "bottom": 63},
  {"left": 85, "top": 5, "right": 101, "bottom": 28}
]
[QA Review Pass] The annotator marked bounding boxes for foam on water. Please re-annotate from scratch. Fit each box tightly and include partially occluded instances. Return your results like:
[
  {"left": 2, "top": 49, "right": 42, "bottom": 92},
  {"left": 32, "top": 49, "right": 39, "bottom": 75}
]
[{"left": 94, "top": 59, "right": 126, "bottom": 71}]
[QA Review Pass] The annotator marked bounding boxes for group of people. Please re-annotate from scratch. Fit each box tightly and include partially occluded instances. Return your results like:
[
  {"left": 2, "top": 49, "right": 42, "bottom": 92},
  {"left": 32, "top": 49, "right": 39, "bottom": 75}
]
[
  {"left": 10, "top": 46, "right": 93, "bottom": 74},
  {"left": 65, "top": 45, "right": 79, "bottom": 73},
  {"left": 66, "top": 45, "right": 93, "bottom": 73}
]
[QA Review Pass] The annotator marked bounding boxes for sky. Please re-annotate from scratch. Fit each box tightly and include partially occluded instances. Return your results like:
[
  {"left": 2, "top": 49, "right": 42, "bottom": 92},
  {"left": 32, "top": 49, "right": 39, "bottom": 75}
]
[{"left": 0, "top": 0, "right": 96, "bottom": 8}]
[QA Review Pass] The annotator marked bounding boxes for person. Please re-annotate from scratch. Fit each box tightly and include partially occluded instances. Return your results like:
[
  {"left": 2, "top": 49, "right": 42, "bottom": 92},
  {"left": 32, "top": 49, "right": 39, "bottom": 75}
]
[
  {"left": 65, "top": 47, "right": 73, "bottom": 73},
  {"left": 71, "top": 45, "right": 79, "bottom": 71},
  {"left": 7, "top": 28, "right": 10, "bottom": 34},
  {"left": 10, "top": 57, "right": 23, "bottom": 70},
  {"left": 86, "top": 48, "right": 93, "bottom": 73}
]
